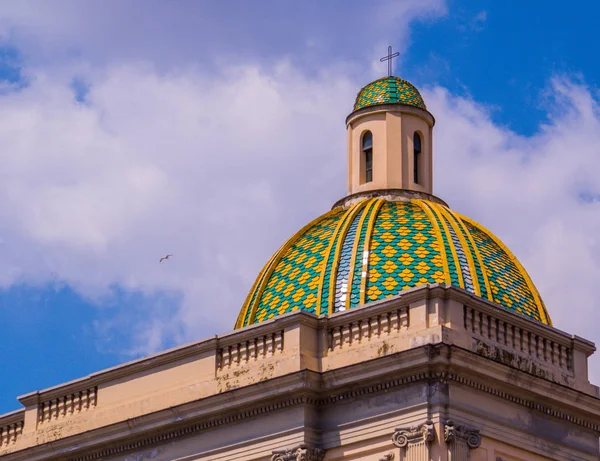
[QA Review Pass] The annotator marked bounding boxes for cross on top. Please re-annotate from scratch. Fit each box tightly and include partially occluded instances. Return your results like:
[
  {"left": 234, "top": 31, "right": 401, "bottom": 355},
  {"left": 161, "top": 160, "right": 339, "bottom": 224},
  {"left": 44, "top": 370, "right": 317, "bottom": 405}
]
[{"left": 380, "top": 45, "right": 399, "bottom": 77}]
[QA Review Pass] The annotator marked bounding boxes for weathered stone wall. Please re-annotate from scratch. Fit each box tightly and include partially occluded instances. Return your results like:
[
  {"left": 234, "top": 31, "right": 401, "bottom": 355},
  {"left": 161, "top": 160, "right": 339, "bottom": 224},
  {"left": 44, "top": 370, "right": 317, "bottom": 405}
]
[{"left": 0, "top": 285, "right": 598, "bottom": 461}]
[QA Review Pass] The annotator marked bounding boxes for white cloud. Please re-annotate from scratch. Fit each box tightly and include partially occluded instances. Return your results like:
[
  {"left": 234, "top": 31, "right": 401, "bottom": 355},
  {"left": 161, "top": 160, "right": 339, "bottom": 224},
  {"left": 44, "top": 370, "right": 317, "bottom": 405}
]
[{"left": 0, "top": 61, "right": 356, "bottom": 353}]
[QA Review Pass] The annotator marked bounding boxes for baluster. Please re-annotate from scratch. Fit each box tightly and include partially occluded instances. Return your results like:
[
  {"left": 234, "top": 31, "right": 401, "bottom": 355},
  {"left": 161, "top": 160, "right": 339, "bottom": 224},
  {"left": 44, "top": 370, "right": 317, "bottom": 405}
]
[
  {"left": 472, "top": 311, "right": 480, "bottom": 336},
  {"left": 498, "top": 321, "right": 506, "bottom": 345},
  {"left": 360, "top": 319, "right": 370, "bottom": 342},
  {"left": 480, "top": 315, "right": 488, "bottom": 339},
  {"left": 342, "top": 324, "right": 351, "bottom": 346},
  {"left": 507, "top": 324, "right": 514, "bottom": 349},
  {"left": 275, "top": 331, "right": 283, "bottom": 352},
  {"left": 332, "top": 327, "right": 342, "bottom": 350},
  {"left": 248, "top": 338, "right": 257, "bottom": 360},
  {"left": 400, "top": 307, "right": 409, "bottom": 330},
  {"left": 390, "top": 310, "right": 399, "bottom": 332},
  {"left": 240, "top": 341, "right": 248, "bottom": 363},
  {"left": 257, "top": 336, "right": 266, "bottom": 357},
  {"left": 370, "top": 316, "right": 380, "bottom": 338},
  {"left": 536, "top": 335, "right": 542, "bottom": 359},
  {"left": 380, "top": 313, "right": 390, "bottom": 336},
  {"left": 266, "top": 334, "right": 275, "bottom": 355},
  {"left": 53, "top": 399, "right": 59, "bottom": 420},
  {"left": 231, "top": 343, "right": 240, "bottom": 363}
]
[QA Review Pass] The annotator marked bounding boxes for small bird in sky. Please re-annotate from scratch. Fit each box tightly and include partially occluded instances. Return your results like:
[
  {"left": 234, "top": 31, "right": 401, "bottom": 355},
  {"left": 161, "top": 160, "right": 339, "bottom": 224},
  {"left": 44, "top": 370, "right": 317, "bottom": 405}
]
[{"left": 159, "top": 254, "right": 173, "bottom": 263}]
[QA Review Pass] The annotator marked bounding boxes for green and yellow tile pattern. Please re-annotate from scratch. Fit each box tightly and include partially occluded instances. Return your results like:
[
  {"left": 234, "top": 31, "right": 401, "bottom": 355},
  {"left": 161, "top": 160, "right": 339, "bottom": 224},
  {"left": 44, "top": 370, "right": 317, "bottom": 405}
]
[
  {"left": 353, "top": 76, "right": 427, "bottom": 112},
  {"left": 236, "top": 199, "right": 551, "bottom": 329}
]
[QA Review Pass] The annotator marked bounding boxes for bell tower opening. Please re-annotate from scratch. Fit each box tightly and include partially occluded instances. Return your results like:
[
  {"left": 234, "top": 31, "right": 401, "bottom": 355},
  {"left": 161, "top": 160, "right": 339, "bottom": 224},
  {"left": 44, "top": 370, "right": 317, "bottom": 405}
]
[
  {"left": 361, "top": 131, "right": 373, "bottom": 184},
  {"left": 413, "top": 131, "right": 421, "bottom": 185}
]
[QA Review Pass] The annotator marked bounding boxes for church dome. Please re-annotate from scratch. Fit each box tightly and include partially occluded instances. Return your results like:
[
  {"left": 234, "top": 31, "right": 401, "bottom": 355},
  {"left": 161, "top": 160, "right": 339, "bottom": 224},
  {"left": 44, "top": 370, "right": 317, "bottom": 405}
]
[
  {"left": 235, "top": 197, "right": 551, "bottom": 329},
  {"left": 353, "top": 76, "right": 426, "bottom": 112}
]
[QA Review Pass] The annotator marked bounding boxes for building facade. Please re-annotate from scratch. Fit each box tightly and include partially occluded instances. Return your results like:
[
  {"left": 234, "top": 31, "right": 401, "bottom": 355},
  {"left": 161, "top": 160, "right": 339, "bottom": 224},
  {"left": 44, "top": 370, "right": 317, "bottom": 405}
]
[{"left": 1, "top": 76, "right": 599, "bottom": 461}]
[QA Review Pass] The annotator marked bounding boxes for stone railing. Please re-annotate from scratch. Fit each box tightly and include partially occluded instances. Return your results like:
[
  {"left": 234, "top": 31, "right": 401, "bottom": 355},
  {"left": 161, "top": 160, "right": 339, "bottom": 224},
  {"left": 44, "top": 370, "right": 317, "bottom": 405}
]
[
  {"left": 38, "top": 387, "right": 98, "bottom": 424},
  {"left": 0, "top": 411, "right": 24, "bottom": 448},
  {"left": 217, "top": 329, "right": 284, "bottom": 370},
  {"left": 0, "top": 285, "right": 595, "bottom": 457},
  {"left": 328, "top": 306, "right": 409, "bottom": 351},
  {"left": 464, "top": 304, "right": 573, "bottom": 377}
]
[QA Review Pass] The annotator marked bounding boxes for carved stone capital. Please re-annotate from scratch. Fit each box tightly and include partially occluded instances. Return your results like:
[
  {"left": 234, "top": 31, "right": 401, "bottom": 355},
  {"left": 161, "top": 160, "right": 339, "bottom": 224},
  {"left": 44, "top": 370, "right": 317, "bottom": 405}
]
[
  {"left": 392, "top": 420, "right": 435, "bottom": 448},
  {"left": 271, "top": 443, "right": 325, "bottom": 461},
  {"left": 444, "top": 420, "right": 481, "bottom": 449}
]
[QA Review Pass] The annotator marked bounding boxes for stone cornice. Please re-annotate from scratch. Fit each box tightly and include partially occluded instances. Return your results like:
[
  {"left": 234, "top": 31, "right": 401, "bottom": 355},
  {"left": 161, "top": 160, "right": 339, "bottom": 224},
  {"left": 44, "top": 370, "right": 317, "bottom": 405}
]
[
  {"left": 331, "top": 189, "right": 449, "bottom": 209},
  {"left": 3, "top": 344, "right": 600, "bottom": 461},
  {"left": 345, "top": 103, "right": 436, "bottom": 127}
]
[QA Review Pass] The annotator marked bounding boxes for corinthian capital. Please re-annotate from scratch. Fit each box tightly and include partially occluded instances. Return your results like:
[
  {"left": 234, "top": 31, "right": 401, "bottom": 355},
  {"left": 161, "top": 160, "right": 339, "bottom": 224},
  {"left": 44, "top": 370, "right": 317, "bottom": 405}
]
[
  {"left": 392, "top": 420, "right": 435, "bottom": 447},
  {"left": 444, "top": 420, "right": 481, "bottom": 448},
  {"left": 271, "top": 443, "right": 325, "bottom": 461}
]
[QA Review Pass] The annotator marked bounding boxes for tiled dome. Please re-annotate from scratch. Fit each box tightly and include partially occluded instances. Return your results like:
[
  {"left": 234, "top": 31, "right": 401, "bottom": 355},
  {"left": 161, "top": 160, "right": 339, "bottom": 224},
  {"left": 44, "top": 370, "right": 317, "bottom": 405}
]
[
  {"left": 235, "top": 198, "right": 551, "bottom": 329},
  {"left": 353, "top": 76, "right": 427, "bottom": 112}
]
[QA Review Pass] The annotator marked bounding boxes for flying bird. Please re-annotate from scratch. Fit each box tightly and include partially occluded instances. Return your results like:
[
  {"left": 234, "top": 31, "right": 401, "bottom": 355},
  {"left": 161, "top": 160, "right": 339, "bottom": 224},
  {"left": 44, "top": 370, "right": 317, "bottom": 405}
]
[{"left": 159, "top": 254, "right": 172, "bottom": 263}]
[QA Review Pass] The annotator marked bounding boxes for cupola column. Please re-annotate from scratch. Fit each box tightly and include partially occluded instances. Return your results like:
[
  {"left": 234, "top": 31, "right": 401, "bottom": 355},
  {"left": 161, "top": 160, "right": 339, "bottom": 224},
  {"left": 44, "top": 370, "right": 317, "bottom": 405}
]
[{"left": 345, "top": 77, "right": 435, "bottom": 196}]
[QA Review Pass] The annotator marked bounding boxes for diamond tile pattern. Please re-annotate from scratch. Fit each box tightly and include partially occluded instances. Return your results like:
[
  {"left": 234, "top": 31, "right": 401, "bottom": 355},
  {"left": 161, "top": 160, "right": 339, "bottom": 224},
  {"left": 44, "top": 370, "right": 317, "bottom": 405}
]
[
  {"left": 253, "top": 209, "right": 344, "bottom": 323},
  {"left": 366, "top": 201, "right": 445, "bottom": 302},
  {"left": 462, "top": 219, "right": 544, "bottom": 322},
  {"left": 353, "top": 76, "right": 427, "bottom": 111},
  {"left": 237, "top": 199, "right": 550, "bottom": 328}
]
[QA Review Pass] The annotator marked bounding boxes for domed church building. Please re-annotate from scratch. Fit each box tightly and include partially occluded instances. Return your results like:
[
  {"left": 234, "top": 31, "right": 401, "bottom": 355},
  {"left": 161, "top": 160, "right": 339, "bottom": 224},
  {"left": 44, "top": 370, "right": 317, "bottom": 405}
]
[{"left": 1, "top": 74, "right": 599, "bottom": 461}]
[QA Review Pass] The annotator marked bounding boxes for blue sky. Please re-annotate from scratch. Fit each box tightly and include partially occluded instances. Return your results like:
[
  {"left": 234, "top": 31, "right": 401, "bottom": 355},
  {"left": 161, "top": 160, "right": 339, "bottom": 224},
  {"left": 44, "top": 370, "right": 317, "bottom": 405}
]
[{"left": 1, "top": 1, "right": 600, "bottom": 414}]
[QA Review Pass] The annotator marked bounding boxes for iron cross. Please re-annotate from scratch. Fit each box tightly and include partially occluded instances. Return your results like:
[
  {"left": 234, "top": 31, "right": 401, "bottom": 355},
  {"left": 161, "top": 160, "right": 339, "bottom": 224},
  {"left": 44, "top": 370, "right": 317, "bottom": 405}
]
[{"left": 380, "top": 46, "right": 400, "bottom": 77}]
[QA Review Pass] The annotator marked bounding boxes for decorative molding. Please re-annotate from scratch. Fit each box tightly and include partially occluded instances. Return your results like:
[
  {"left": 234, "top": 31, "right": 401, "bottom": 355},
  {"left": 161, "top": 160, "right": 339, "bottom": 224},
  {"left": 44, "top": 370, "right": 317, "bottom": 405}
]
[
  {"left": 2, "top": 358, "right": 595, "bottom": 460},
  {"left": 392, "top": 420, "right": 435, "bottom": 447},
  {"left": 55, "top": 369, "right": 600, "bottom": 460},
  {"left": 271, "top": 443, "right": 325, "bottom": 461},
  {"left": 378, "top": 453, "right": 394, "bottom": 461},
  {"left": 444, "top": 420, "right": 481, "bottom": 448}
]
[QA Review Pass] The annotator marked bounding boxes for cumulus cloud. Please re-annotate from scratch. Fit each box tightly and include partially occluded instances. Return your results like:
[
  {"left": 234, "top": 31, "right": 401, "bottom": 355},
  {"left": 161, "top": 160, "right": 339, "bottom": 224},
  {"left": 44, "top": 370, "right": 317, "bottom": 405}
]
[
  {"left": 0, "top": 61, "right": 356, "bottom": 352},
  {"left": 0, "top": 0, "right": 446, "bottom": 73}
]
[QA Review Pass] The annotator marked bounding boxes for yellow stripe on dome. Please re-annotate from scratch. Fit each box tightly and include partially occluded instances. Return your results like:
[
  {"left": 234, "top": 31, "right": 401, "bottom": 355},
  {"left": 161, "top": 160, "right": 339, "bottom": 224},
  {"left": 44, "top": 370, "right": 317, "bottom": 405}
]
[
  {"left": 345, "top": 199, "right": 377, "bottom": 310},
  {"left": 457, "top": 213, "right": 552, "bottom": 326},
  {"left": 438, "top": 206, "right": 482, "bottom": 297},
  {"left": 413, "top": 200, "right": 451, "bottom": 285},
  {"left": 359, "top": 199, "right": 385, "bottom": 305},
  {"left": 326, "top": 200, "right": 369, "bottom": 314},
  {"left": 247, "top": 208, "right": 341, "bottom": 326},
  {"left": 452, "top": 212, "right": 493, "bottom": 302},
  {"left": 316, "top": 207, "right": 355, "bottom": 315}
]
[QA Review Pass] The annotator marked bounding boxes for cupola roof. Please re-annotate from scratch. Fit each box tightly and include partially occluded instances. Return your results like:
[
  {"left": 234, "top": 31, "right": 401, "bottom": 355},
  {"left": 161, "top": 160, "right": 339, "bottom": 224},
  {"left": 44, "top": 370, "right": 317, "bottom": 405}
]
[{"left": 353, "top": 76, "right": 426, "bottom": 112}]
